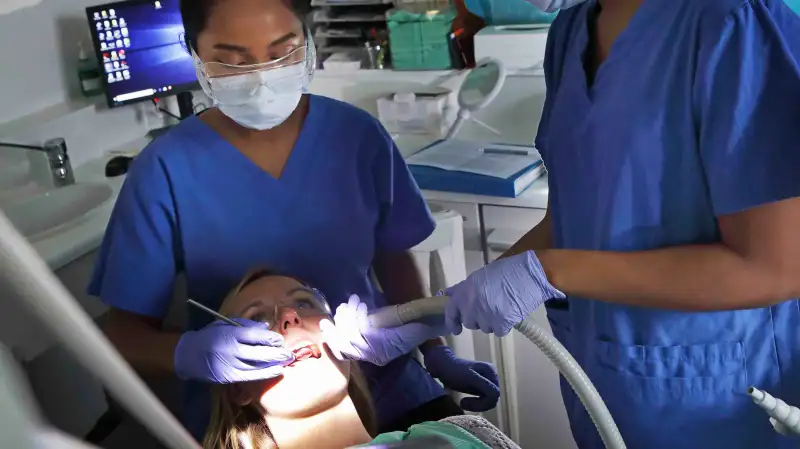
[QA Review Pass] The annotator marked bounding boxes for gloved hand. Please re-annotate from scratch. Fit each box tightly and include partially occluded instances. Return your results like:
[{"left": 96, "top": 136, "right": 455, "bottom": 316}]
[
  {"left": 421, "top": 345, "right": 500, "bottom": 412},
  {"left": 174, "top": 318, "right": 295, "bottom": 383},
  {"left": 320, "top": 295, "right": 447, "bottom": 366},
  {"left": 444, "top": 250, "right": 565, "bottom": 337}
]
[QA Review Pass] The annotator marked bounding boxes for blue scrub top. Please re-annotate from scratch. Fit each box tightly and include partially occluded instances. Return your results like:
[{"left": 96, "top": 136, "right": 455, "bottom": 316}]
[
  {"left": 538, "top": 1, "right": 800, "bottom": 448},
  {"left": 88, "top": 95, "right": 445, "bottom": 439}
]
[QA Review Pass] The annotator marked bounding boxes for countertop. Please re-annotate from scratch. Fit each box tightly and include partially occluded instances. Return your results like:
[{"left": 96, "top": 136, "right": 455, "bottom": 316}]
[{"left": 31, "top": 134, "right": 548, "bottom": 273}]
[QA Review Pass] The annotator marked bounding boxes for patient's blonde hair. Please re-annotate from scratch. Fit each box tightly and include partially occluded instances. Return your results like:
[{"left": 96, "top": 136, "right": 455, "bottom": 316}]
[{"left": 202, "top": 268, "right": 377, "bottom": 449}]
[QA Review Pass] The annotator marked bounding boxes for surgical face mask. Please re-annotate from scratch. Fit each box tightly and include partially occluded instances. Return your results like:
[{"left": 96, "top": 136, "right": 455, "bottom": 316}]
[
  {"left": 193, "top": 38, "right": 316, "bottom": 130},
  {"left": 208, "top": 63, "right": 307, "bottom": 130},
  {"left": 526, "top": 0, "right": 588, "bottom": 12}
]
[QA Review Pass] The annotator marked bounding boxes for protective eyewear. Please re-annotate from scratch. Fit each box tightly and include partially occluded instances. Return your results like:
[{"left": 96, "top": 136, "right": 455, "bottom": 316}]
[
  {"left": 250, "top": 288, "right": 332, "bottom": 331},
  {"left": 191, "top": 26, "right": 316, "bottom": 77},
  {"left": 191, "top": 31, "right": 316, "bottom": 102},
  {"left": 196, "top": 44, "right": 312, "bottom": 78}
]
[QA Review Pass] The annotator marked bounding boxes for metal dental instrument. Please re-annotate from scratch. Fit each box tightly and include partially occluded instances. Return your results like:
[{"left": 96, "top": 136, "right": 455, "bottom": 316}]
[{"left": 187, "top": 299, "right": 242, "bottom": 327}]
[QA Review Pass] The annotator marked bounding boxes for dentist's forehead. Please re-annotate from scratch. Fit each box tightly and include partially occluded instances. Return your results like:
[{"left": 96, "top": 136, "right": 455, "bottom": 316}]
[{"left": 199, "top": 0, "right": 302, "bottom": 44}]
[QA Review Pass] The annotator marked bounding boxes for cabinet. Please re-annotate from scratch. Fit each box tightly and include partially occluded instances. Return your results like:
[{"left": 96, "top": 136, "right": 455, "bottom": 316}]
[{"left": 426, "top": 199, "right": 577, "bottom": 449}]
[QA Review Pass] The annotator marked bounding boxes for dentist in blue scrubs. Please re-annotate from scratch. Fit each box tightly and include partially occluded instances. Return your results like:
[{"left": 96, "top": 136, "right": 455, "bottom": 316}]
[
  {"left": 444, "top": 0, "right": 800, "bottom": 448},
  {"left": 89, "top": 0, "right": 498, "bottom": 440}
]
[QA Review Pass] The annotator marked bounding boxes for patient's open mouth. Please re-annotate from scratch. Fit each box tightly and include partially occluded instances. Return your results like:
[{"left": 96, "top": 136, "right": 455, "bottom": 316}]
[{"left": 289, "top": 344, "right": 321, "bottom": 366}]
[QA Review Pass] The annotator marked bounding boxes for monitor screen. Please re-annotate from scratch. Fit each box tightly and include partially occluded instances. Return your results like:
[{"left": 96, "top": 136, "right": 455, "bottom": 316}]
[{"left": 85, "top": 0, "right": 199, "bottom": 108}]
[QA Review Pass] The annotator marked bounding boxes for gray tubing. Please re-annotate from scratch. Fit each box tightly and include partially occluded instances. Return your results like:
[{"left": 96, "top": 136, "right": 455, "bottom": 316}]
[
  {"left": 370, "top": 297, "right": 626, "bottom": 449},
  {"left": 514, "top": 318, "right": 625, "bottom": 449}
]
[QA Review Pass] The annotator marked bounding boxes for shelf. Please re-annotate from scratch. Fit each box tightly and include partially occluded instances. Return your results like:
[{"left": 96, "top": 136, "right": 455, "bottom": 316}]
[
  {"left": 317, "top": 45, "right": 365, "bottom": 53},
  {"left": 315, "top": 28, "right": 363, "bottom": 39},
  {"left": 313, "top": 10, "right": 387, "bottom": 22},
  {"left": 311, "top": 0, "right": 392, "bottom": 5}
]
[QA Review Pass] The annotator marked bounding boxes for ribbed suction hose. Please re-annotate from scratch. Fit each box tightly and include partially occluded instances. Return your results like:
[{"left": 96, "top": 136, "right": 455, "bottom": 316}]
[
  {"left": 369, "top": 297, "right": 627, "bottom": 449},
  {"left": 0, "top": 211, "right": 200, "bottom": 449}
]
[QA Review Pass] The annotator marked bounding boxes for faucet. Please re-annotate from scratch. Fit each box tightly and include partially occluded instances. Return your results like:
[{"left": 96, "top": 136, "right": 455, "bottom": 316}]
[{"left": 0, "top": 138, "right": 75, "bottom": 188}]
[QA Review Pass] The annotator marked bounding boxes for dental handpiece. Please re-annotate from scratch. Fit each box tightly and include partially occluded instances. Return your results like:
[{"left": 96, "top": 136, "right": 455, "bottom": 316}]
[
  {"left": 368, "top": 296, "right": 450, "bottom": 328},
  {"left": 187, "top": 299, "right": 242, "bottom": 327}
]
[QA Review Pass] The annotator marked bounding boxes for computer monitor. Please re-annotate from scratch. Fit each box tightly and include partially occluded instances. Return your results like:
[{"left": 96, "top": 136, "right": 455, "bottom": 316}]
[{"left": 85, "top": 0, "right": 199, "bottom": 116}]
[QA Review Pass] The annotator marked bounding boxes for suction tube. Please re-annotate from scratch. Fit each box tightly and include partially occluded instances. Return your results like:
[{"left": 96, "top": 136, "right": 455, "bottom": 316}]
[
  {"left": 748, "top": 387, "right": 800, "bottom": 437},
  {"left": 0, "top": 212, "right": 200, "bottom": 449},
  {"left": 370, "top": 297, "right": 627, "bottom": 449}
]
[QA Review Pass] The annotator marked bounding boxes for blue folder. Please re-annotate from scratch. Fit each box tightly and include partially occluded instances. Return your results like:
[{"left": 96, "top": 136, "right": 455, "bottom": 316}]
[{"left": 408, "top": 141, "right": 545, "bottom": 198}]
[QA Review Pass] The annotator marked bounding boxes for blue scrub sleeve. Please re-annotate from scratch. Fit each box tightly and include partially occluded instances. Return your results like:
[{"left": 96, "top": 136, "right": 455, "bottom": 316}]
[
  {"left": 87, "top": 153, "right": 178, "bottom": 318},
  {"left": 694, "top": 2, "right": 800, "bottom": 217},
  {"left": 371, "top": 122, "right": 436, "bottom": 252},
  {"left": 535, "top": 10, "right": 568, "bottom": 157}
]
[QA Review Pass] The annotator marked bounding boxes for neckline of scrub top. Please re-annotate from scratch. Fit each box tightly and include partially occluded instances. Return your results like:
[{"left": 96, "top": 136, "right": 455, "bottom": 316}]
[
  {"left": 576, "top": 0, "right": 661, "bottom": 102},
  {"left": 188, "top": 94, "right": 322, "bottom": 189}
]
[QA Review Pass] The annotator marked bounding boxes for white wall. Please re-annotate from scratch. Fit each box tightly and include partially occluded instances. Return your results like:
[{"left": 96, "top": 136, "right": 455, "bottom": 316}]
[{"left": 0, "top": 0, "right": 104, "bottom": 123}]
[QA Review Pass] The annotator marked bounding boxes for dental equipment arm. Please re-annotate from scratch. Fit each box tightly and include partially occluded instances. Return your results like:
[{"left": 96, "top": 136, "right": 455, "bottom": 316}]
[
  {"left": 369, "top": 296, "right": 627, "bottom": 449},
  {"left": 0, "top": 212, "right": 200, "bottom": 449}
]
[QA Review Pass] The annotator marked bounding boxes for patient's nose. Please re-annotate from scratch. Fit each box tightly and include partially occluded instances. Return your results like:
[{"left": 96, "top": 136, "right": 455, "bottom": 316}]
[{"left": 277, "top": 307, "right": 302, "bottom": 331}]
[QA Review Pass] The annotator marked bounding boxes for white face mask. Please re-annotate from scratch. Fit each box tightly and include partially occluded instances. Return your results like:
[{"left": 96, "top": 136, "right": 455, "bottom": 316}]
[
  {"left": 526, "top": 0, "right": 587, "bottom": 13},
  {"left": 196, "top": 58, "right": 312, "bottom": 131}
]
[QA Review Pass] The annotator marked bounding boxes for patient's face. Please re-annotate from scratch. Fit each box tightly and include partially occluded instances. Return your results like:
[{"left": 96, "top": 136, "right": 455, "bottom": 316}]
[{"left": 224, "top": 275, "right": 349, "bottom": 418}]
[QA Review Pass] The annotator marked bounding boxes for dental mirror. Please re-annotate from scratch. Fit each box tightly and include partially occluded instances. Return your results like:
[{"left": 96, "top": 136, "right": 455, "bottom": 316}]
[{"left": 445, "top": 58, "right": 508, "bottom": 140}]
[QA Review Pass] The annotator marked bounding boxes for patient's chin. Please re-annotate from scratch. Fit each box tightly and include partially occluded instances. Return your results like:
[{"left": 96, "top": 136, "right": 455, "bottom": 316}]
[{"left": 259, "top": 354, "right": 349, "bottom": 418}]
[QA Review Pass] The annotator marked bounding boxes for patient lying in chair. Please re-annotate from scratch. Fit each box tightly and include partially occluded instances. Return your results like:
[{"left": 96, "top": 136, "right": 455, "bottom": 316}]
[{"left": 202, "top": 268, "right": 520, "bottom": 449}]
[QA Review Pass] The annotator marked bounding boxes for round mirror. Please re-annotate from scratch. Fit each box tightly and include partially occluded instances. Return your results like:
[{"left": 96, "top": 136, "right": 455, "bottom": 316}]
[
  {"left": 457, "top": 58, "right": 506, "bottom": 112},
  {"left": 445, "top": 58, "right": 507, "bottom": 139}
]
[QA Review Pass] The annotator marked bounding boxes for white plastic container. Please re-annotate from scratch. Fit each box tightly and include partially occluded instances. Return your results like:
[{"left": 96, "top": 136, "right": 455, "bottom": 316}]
[
  {"left": 377, "top": 88, "right": 456, "bottom": 137},
  {"left": 321, "top": 52, "right": 362, "bottom": 72}
]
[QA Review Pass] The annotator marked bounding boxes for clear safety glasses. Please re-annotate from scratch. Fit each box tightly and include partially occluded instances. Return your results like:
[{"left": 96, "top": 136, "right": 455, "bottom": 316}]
[
  {"left": 248, "top": 288, "right": 332, "bottom": 331},
  {"left": 191, "top": 30, "right": 317, "bottom": 101}
]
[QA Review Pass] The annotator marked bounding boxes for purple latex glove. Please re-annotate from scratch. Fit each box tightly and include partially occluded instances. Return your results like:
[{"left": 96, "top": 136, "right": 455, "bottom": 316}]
[
  {"left": 174, "top": 318, "right": 295, "bottom": 383},
  {"left": 320, "top": 295, "right": 448, "bottom": 366},
  {"left": 444, "top": 250, "right": 565, "bottom": 337},
  {"left": 421, "top": 345, "right": 500, "bottom": 412}
]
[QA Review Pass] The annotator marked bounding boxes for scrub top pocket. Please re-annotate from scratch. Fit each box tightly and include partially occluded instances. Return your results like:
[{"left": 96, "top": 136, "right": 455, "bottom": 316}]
[{"left": 588, "top": 340, "right": 759, "bottom": 449}]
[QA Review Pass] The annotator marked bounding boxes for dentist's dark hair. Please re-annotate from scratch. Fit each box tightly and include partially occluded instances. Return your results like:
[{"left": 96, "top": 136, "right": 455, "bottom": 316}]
[
  {"left": 179, "top": 0, "right": 308, "bottom": 52},
  {"left": 179, "top": 0, "right": 217, "bottom": 52}
]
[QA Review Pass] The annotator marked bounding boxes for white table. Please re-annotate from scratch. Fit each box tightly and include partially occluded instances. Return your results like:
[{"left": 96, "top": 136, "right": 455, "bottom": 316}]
[{"left": 394, "top": 135, "right": 549, "bottom": 266}]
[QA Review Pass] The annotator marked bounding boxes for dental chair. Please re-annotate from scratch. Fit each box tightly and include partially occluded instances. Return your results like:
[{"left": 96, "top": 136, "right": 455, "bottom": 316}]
[
  {"left": 84, "top": 276, "right": 190, "bottom": 448},
  {"left": 0, "top": 343, "right": 456, "bottom": 449}
]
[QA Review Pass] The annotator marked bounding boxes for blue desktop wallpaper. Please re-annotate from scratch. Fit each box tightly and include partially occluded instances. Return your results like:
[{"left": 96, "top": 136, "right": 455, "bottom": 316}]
[{"left": 89, "top": 0, "right": 197, "bottom": 104}]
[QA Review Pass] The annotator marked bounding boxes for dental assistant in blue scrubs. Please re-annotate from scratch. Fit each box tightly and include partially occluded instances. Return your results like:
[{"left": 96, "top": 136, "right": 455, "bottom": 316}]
[
  {"left": 445, "top": 0, "right": 800, "bottom": 448},
  {"left": 88, "top": 0, "right": 499, "bottom": 440}
]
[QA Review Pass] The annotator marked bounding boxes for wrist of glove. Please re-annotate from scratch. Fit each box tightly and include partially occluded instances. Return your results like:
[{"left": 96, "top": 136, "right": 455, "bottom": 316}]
[
  {"left": 444, "top": 250, "right": 565, "bottom": 337},
  {"left": 520, "top": 250, "right": 564, "bottom": 301},
  {"left": 174, "top": 318, "right": 294, "bottom": 384},
  {"left": 320, "top": 295, "right": 448, "bottom": 366},
  {"left": 421, "top": 345, "right": 500, "bottom": 413}
]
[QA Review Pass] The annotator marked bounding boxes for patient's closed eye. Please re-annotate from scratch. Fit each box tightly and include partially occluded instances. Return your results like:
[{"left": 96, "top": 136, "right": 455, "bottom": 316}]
[
  {"left": 294, "top": 298, "right": 315, "bottom": 309},
  {"left": 251, "top": 313, "right": 268, "bottom": 323}
]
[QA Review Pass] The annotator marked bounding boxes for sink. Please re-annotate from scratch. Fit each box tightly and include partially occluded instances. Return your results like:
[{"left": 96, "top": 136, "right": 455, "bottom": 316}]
[{"left": 2, "top": 183, "right": 113, "bottom": 241}]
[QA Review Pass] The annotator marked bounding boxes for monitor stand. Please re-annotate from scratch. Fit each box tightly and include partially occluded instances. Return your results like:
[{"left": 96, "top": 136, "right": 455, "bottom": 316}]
[{"left": 148, "top": 91, "right": 196, "bottom": 140}]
